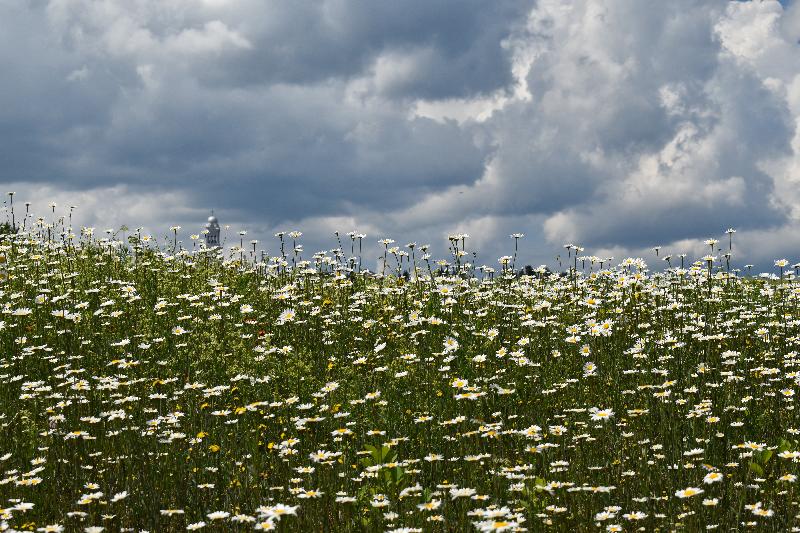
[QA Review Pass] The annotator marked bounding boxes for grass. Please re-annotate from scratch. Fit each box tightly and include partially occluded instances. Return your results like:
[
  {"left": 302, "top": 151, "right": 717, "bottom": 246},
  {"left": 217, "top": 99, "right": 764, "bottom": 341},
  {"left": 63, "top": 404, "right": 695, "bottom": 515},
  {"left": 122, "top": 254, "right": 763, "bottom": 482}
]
[{"left": 0, "top": 226, "right": 797, "bottom": 532}]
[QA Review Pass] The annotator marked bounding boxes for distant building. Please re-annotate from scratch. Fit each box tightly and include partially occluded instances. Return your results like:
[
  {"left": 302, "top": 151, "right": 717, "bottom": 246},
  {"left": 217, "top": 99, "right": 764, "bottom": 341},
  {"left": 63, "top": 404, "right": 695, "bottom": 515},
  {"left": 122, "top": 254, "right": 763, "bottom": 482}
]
[{"left": 205, "top": 214, "right": 220, "bottom": 248}]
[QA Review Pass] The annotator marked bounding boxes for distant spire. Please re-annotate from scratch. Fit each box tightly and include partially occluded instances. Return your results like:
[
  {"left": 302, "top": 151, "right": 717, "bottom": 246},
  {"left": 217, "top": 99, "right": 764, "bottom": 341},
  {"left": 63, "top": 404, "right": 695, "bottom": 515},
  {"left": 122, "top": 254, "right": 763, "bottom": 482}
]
[{"left": 205, "top": 211, "right": 220, "bottom": 248}]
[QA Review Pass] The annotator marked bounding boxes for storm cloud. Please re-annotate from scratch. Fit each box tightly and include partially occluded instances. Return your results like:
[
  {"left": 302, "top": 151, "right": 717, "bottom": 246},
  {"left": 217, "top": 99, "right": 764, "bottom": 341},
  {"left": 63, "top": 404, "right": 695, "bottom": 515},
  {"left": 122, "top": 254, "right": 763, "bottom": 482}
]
[{"left": 1, "top": 0, "right": 800, "bottom": 270}]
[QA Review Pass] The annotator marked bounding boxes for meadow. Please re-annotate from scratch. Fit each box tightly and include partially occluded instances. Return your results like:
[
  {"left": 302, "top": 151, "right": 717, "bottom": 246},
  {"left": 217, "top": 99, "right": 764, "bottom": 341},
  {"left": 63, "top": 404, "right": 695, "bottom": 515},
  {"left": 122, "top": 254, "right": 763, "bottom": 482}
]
[{"left": 0, "top": 224, "right": 798, "bottom": 532}]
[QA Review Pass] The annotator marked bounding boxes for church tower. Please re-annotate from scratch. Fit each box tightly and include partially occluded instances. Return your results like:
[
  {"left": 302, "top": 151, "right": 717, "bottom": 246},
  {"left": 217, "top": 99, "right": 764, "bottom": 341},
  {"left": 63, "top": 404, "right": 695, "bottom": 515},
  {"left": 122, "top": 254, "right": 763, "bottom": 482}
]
[{"left": 205, "top": 213, "right": 220, "bottom": 248}]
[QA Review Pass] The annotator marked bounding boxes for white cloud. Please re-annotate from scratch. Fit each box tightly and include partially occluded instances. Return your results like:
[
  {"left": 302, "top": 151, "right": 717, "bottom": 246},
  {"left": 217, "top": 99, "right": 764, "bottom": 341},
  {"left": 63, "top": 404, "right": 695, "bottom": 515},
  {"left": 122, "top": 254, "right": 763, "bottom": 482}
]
[
  {"left": 5, "top": 0, "right": 800, "bottom": 270},
  {"left": 164, "top": 20, "right": 252, "bottom": 54},
  {"left": 410, "top": 0, "right": 800, "bottom": 267},
  {"left": 0, "top": 182, "right": 202, "bottom": 239}
]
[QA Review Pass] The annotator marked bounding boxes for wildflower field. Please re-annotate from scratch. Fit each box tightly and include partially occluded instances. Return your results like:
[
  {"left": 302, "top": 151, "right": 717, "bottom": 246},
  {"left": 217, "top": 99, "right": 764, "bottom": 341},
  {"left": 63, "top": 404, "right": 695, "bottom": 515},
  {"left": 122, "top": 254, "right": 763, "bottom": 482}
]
[{"left": 1, "top": 227, "right": 799, "bottom": 532}]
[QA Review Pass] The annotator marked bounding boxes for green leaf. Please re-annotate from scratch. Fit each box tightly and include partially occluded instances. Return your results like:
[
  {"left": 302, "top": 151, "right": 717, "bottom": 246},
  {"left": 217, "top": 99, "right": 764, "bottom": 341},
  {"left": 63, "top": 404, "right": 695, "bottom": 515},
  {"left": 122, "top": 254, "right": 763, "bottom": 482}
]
[
  {"left": 749, "top": 462, "right": 764, "bottom": 476},
  {"left": 760, "top": 450, "right": 773, "bottom": 464},
  {"left": 380, "top": 446, "right": 395, "bottom": 463}
]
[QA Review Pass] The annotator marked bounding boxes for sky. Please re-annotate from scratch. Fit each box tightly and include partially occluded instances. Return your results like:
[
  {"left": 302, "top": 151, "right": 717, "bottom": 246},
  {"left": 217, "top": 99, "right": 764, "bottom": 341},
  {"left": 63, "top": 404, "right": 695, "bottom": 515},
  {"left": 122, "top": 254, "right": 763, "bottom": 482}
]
[{"left": 2, "top": 0, "right": 800, "bottom": 272}]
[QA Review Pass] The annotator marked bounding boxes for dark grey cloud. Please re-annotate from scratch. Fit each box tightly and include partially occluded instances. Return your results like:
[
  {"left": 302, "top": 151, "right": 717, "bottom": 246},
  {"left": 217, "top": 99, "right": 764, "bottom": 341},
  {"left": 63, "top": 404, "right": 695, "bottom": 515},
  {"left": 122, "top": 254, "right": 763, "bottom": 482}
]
[
  {"left": 404, "top": 0, "right": 800, "bottom": 269},
  {"left": 1, "top": 0, "right": 511, "bottom": 223},
  {"left": 1, "top": 0, "right": 800, "bottom": 272},
  {"left": 191, "top": 1, "right": 530, "bottom": 98}
]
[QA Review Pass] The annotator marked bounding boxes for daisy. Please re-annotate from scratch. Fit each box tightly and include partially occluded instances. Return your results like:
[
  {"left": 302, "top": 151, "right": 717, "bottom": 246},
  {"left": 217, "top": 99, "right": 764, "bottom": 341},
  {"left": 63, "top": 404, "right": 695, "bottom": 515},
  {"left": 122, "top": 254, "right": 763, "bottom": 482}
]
[
  {"left": 278, "top": 308, "right": 296, "bottom": 323},
  {"left": 417, "top": 500, "right": 441, "bottom": 511},
  {"left": 450, "top": 487, "right": 477, "bottom": 499},
  {"left": 675, "top": 487, "right": 704, "bottom": 498},
  {"left": 589, "top": 407, "right": 614, "bottom": 421}
]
